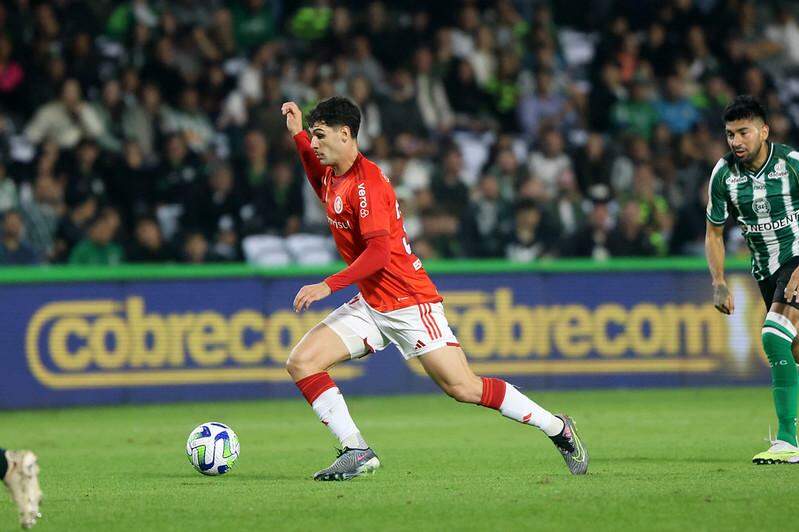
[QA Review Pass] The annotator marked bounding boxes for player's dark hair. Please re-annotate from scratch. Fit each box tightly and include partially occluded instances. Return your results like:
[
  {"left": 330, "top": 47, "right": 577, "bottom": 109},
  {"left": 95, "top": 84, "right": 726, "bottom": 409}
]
[
  {"left": 307, "top": 96, "right": 361, "bottom": 139},
  {"left": 723, "top": 95, "right": 767, "bottom": 124}
]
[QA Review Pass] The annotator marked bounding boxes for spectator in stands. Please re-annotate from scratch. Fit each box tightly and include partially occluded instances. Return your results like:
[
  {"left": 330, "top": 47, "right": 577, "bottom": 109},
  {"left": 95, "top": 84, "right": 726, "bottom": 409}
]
[
  {"left": 419, "top": 208, "right": 462, "bottom": 259},
  {"left": 607, "top": 201, "right": 656, "bottom": 257},
  {"left": 63, "top": 139, "right": 106, "bottom": 208},
  {"left": 181, "top": 231, "right": 217, "bottom": 264},
  {"left": 155, "top": 134, "right": 202, "bottom": 205},
  {"left": 413, "top": 47, "right": 454, "bottom": 135},
  {"left": 250, "top": 161, "right": 303, "bottom": 236},
  {"left": 380, "top": 68, "right": 427, "bottom": 139},
  {"left": 182, "top": 161, "right": 243, "bottom": 241},
  {"left": 20, "top": 172, "right": 63, "bottom": 260},
  {"left": 460, "top": 174, "right": 512, "bottom": 258},
  {"left": 24, "top": 79, "right": 105, "bottom": 149},
  {"left": 0, "top": 209, "right": 40, "bottom": 265},
  {"left": 69, "top": 210, "right": 124, "bottom": 265},
  {"left": 506, "top": 199, "right": 557, "bottom": 262},
  {"left": 518, "top": 68, "right": 572, "bottom": 141},
  {"left": 53, "top": 195, "right": 97, "bottom": 263},
  {"left": 528, "top": 128, "right": 572, "bottom": 200},
  {"left": 431, "top": 146, "right": 470, "bottom": 218},
  {"left": 127, "top": 216, "right": 175, "bottom": 263},
  {"left": 0, "top": 162, "right": 18, "bottom": 214},
  {"left": 568, "top": 191, "right": 613, "bottom": 260},
  {"left": 611, "top": 78, "right": 658, "bottom": 140},
  {"left": 655, "top": 75, "right": 701, "bottom": 135}
]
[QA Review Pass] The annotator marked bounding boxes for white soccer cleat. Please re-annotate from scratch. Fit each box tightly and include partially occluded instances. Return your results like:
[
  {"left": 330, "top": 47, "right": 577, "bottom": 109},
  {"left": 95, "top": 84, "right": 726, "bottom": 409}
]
[{"left": 3, "top": 451, "right": 42, "bottom": 528}]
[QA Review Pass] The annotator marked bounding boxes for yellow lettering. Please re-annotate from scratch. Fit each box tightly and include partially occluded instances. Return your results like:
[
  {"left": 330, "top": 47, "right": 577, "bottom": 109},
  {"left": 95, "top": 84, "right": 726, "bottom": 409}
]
[
  {"left": 89, "top": 315, "right": 129, "bottom": 369},
  {"left": 165, "top": 314, "right": 194, "bottom": 366},
  {"left": 593, "top": 304, "right": 628, "bottom": 357},
  {"left": 229, "top": 311, "right": 266, "bottom": 364},
  {"left": 628, "top": 304, "right": 662, "bottom": 356},
  {"left": 127, "top": 297, "right": 168, "bottom": 367},
  {"left": 187, "top": 313, "right": 228, "bottom": 366},
  {"left": 458, "top": 307, "right": 496, "bottom": 359},
  {"left": 48, "top": 318, "right": 92, "bottom": 371},
  {"left": 494, "top": 288, "right": 536, "bottom": 358},
  {"left": 554, "top": 305, "right": 592, "bottom": 358}
]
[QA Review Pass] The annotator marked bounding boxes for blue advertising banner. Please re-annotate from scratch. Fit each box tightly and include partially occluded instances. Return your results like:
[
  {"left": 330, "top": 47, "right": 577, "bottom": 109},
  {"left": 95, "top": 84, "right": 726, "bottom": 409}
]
[{"left": 0, "top": 270, "right": 771, "bottom": 409}]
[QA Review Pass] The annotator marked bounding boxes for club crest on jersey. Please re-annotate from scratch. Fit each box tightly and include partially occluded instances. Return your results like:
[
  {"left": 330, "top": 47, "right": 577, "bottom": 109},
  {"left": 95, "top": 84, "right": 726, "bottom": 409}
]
[
  {"left": 334, "top": 195, "right": 343, "bottom": 214},
  {"left": 753, "top": 197, "right": 771, "bottom": 216},
  {"left": 768, "top": 159, "right": 789, "bottom": 179}
]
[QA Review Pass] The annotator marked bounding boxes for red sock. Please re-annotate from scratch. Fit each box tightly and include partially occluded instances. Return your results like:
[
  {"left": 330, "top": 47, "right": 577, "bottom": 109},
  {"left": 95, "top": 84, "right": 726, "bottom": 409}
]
[
  {"left": 295, "top": 371, "right": 336, "bottom": 404},
  {"left": 480, "top": 377, "right": 507, "bottom": 410}
]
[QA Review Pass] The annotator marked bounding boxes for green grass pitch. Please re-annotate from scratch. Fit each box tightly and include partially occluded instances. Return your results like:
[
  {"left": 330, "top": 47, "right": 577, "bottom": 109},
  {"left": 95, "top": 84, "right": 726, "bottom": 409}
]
[{"left": 0, "top": 387, "right": 794, "bottom": 531}]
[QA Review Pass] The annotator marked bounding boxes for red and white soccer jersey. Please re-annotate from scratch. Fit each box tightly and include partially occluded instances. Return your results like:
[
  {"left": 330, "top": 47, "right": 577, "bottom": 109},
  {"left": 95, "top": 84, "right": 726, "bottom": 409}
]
[
  {"left": 295, "top": 131, "right": 442, "bottom": 312},
  {"left": 293, "top": 131, "right": 457, "bottom": 357}
]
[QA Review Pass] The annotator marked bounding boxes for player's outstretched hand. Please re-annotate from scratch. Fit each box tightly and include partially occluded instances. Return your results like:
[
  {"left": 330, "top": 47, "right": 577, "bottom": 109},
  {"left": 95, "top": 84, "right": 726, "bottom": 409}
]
[
  {"left": 713, "top": 282, "right": 734, "bottom": 314},
  {"left": 293, "top": 282, "right": 332, "bottom": 312},
  {"left": 784, "top": 270, "right": 799, "bottom": 304},
  {"left": 282, "top": 101, "right": 303, "bottom": 136}
]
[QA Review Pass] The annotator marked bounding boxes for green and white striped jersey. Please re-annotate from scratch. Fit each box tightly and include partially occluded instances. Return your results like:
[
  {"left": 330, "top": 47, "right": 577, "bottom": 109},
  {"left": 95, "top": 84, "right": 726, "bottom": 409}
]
[{"left": 706, "top": 142, "right": 799, "bottom": 281}]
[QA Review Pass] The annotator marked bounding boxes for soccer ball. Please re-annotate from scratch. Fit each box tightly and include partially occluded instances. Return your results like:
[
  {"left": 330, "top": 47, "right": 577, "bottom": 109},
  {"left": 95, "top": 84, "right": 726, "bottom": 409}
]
[{"left": 186, "top": 422, "right": 240, "bottom": 476}]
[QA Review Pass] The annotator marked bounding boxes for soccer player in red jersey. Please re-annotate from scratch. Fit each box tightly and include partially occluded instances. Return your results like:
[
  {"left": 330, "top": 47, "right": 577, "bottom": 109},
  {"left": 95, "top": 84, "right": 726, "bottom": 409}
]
[{"left": 282, "top": 97, "right": 588, "bottom": 480}]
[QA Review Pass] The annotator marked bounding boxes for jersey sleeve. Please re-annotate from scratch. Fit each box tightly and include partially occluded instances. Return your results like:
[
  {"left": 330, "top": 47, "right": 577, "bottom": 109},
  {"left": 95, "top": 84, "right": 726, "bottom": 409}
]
[
  {"left": 293, "top": 131, "right": 326, "bottom": 200},
  {"left": 706, "top": 158, "right": 729, "bottom": 226},
  {"left": 352, "top": 172, "right": 392, "bottom": 239}
]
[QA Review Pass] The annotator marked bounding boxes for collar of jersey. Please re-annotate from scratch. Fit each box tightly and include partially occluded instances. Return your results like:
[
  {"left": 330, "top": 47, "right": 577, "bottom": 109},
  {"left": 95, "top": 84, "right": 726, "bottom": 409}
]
[
  {"left": 331, "top": 153, "right": 364, "bottom": 180},
  {"left": 739, "top": 142, "right": 773, "bottom": 180}
]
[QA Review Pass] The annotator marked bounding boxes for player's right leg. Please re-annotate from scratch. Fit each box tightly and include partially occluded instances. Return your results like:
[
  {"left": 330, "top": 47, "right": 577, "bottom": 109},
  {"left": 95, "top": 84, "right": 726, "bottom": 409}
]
[
  {"left": 419, "top": 346, "right": 589, "bottom": 475},
  {"left": 1, "top": 448, "right": 42, "bottom": 528},
  {"left": 287, "top": 298, "right": 385, "bottom": 480}
]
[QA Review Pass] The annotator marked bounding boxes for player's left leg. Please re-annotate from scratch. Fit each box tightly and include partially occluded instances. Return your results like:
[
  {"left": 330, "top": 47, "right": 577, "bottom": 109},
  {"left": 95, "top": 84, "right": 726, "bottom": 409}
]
[
  {"left": 753, "top": 303, "right": 799, "bottom": 464},
  {"left": 418, "top": 345, "right": 588, "bottom": 475},
  {"left": 1, "top": 448, "right": 42, "bottom": 528}
]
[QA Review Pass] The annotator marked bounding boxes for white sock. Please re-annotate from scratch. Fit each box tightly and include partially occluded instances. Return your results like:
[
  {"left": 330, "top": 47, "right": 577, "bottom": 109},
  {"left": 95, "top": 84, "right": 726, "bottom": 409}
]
[
  {"left": 499, "top": 385, "right": 564, "bottom": 437},
  {"left": 311, "top": 387, "right": 368, "bottom": 448}
]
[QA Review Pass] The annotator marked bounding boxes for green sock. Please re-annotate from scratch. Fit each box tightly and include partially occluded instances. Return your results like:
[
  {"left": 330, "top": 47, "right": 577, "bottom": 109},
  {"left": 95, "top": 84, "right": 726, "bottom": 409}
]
[{"left": 762, "top": 315, "right": 798, "bottom": 446}]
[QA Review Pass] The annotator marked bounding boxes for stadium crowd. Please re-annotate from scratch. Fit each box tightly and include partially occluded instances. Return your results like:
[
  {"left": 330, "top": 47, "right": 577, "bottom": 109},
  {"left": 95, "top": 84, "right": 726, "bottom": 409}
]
[{"left": 0, "top": 0, "right": 798, "bottom": 265}]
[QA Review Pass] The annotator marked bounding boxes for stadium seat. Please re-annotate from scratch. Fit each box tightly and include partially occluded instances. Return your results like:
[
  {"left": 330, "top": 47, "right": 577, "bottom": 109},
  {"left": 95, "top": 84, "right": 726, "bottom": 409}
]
[
  {"left": 285, "top": 234, "right": 335, "bottom": 265},
  {"left": 241, "top": 235, "right": 292, "bottom": 266}
]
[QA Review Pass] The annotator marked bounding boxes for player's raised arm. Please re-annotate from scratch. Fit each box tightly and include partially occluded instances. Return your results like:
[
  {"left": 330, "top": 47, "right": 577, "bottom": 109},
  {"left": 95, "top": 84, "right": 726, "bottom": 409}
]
[{"left": 282, "top": 101, "right": 326, "bottom": 199}]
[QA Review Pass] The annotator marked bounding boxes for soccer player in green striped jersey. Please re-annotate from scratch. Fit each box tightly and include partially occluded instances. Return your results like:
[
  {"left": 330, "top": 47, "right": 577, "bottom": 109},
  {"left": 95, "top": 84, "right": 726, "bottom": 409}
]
[{"left": 706, "top": 95, "right": 799, "bottom": 464}]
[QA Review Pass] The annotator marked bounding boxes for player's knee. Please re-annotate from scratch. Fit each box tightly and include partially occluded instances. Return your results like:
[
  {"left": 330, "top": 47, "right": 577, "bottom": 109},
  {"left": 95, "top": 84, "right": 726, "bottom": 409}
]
[{"left": 286, "top": 346, "right": 321, "bottom": 380}]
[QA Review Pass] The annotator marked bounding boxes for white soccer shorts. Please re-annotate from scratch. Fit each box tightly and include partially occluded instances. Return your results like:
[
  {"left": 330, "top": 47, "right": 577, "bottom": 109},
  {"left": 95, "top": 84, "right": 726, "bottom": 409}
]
[{"left": 322, "top": 294, "right": 459, "bottom": 360}]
